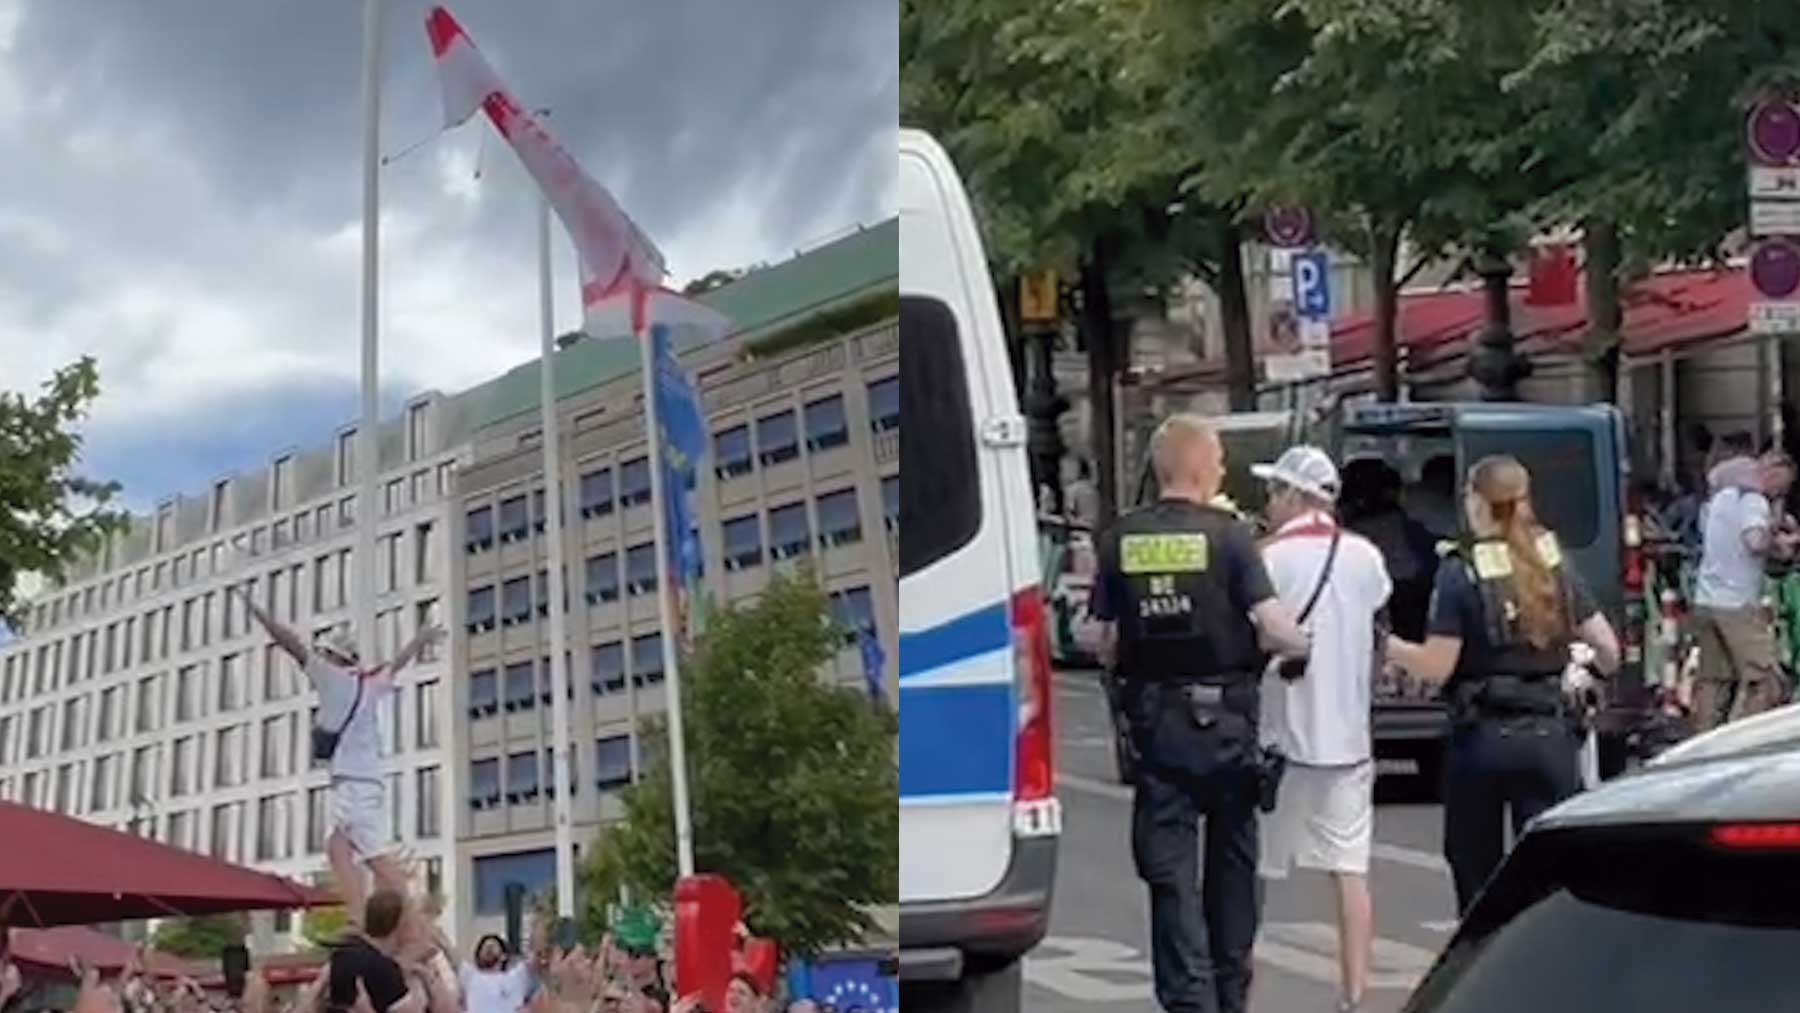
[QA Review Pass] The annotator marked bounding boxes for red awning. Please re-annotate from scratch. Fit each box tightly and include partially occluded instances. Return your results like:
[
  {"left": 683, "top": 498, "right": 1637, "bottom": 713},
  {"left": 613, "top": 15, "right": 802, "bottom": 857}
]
[
  {"left": 6, "top": 926, "right": 192, "bottom": 978},
  {"left": 1329, "top": 268, "right": 1752, "bottom": 366},
  {"left": 0, "top": 801, "right": 330, "bottom": 927}
]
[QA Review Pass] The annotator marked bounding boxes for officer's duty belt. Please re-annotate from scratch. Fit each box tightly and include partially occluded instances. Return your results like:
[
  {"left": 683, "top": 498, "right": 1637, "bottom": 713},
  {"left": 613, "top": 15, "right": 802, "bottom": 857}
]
[{"left": 1136, "top": 677, "right": 1259, "bottom": 716}]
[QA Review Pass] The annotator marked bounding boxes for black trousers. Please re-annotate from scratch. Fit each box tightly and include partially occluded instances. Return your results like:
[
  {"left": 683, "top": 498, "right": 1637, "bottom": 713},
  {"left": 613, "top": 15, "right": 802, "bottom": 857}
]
[
  {"left": 1129, "top": 691, "right": 1261, "bottom": 1013},
  {"left": 1442, "top": 713, "right": 1579, "bottom": 914}
]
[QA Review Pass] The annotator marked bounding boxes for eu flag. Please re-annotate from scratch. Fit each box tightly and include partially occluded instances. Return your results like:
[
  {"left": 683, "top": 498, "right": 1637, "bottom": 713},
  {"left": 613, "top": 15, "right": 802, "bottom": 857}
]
[{"left": 651, "top": 322, "right": 705, "bottom": 587}]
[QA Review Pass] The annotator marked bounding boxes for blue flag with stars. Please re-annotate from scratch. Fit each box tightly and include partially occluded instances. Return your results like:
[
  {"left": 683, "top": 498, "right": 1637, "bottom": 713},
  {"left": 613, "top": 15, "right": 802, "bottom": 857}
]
[
  {"left": 858, "top": 627, "right": 886, "bottom": 703},
  {"left": 651, "top": 322, "right": 705, "bottom": 587}
]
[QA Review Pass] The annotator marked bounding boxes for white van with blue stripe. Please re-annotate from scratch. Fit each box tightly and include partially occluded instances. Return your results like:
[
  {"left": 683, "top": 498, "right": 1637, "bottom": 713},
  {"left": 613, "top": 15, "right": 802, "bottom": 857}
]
[{"left": 897, "top": 128, "right": 1062, "bottom": 1012}]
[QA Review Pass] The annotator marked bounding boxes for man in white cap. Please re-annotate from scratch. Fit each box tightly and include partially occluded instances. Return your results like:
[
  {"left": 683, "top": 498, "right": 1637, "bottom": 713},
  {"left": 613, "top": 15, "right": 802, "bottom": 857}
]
[
  {"left": 237, "top": 589, "right": 443, "bottom": 921},
  {"left": 1249, "top": 446, "right": 1391, "bottom": 1013}
]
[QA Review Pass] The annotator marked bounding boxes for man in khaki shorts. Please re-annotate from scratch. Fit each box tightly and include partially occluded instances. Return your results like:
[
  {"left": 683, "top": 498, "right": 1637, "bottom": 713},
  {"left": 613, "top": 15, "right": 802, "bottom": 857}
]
[
  {"left": 1251, "top": 447, "right": 1392, "bottom": 1013},
  {"left": 1691, "top": 451, "right": 1797, "bottom": 732}
]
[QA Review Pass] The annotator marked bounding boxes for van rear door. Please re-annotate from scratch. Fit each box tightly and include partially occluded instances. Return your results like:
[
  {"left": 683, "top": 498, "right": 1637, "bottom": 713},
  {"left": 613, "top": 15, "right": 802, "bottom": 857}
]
[{"left": 898, "top": 130, "right": 1043, "bottom": 903}]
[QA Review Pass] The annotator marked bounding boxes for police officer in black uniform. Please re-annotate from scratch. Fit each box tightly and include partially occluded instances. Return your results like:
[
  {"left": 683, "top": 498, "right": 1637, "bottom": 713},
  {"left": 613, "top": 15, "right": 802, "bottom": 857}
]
[
  {"left": 1091, "top": 414, "right": 1310, "bottom": 1013},
  {"left": 1384, "top": 454, "right": 1620, "bottom": 914}
]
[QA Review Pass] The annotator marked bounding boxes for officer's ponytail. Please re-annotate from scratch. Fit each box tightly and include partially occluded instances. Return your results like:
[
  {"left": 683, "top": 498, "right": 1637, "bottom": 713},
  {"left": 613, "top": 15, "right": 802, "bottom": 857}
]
[{"left": 1469, "top": 455, "right": 1565, "bottom": 649}]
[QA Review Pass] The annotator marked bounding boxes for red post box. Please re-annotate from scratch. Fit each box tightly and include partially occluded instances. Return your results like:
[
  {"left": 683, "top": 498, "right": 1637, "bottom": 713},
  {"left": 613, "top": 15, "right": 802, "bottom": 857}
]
[{"left": 673, "top": 874, "right": 741, "bottom": 1009}]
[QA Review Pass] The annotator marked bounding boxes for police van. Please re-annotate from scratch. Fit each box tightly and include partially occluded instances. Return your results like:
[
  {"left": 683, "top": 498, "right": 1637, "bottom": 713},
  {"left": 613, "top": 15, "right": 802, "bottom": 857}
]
[{"left": 897, "top": 128, "right": 1063, "bottom": 1012}]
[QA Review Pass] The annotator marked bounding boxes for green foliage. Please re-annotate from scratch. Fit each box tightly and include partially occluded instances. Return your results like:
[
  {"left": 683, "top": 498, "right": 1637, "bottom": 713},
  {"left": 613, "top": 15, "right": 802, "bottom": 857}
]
[
  {"left": 741, "top": 287, "right": 899, "bottom": 362},
  {"left": 0, "top": 356, "right": 127, "bottom": 629},
  {"left": 150, "top": 915, "right": 243, "bottom": 959},
  {"left": 576, "top": 572, "right": 897, "bottom": 958},
  {"left": 301, "top": 905, "right": 349, "bottom": 948}
]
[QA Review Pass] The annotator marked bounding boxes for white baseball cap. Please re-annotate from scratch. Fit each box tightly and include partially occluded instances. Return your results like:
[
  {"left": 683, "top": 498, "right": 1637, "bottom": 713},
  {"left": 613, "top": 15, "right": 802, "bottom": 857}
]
[
  {"left": 319, "top": 630, "right": 360, "bottom": 666},
  {"left": 1251, "top": 446, "right": 1341, "bottom": 503}
]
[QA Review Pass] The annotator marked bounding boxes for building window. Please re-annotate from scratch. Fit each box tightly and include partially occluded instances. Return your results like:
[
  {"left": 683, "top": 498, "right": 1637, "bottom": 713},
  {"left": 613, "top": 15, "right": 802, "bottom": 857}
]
[
  {"left": 212, "top": 480, "right": 230, "bottom": 532},
  {"left": 416, "top": 522, "right": 439, "bottom": 584},
  {"left": 714, "top": 426, "right": 752, "bottom": 480},
  {"left": 768, "top": 503, "right": 810, "bottom": 561},
  {"left": 531, "top": 488, "right": 549, "bottom": 534},
  {"left": 60, "top": 698, "right": 80, "bottom": 751},
  {"left": 215, "top": 725, "right": 243, "bottom": 789},
  {"left": 387, "top": 772, "right": 403, "bottom": 843},
  {"left": 595, "top": 736, "right": 633, "bottom": 791},
  {"left": 543, "top": 748, "right": 577, "bottom": 799},
  {"left": 272, "top": 519, "right": 289, "bottom": 550},
  {"left": 136, "top": 675, "right": 160, "bottom": 734},
  {"left": 722, "top": 515, "right": 763, "bottom": 571},
  {"left": 585, "top": 553, "right": 620, "bottom": 605},
  {"left": 832, "top": 586, "right": 878, "bottom": 644},
  {"left": 589, "top": 642, "right": 626, "bottom": 696},
  {"left": 264, "top": 645, "right": 297, "bottom": 702},
  {"left": 307, "top": 787, "right": 328, "bottom": 854},
  {"left": 619, "top": 457, "right": 651, "bottom": 508},
  {"left": 417, "top": 766, "right": 441, "bottom": 838},
  {"left": 578, "top": 468, "right": 615, "bottom": 519},
  {"left": 535, "top": 568, "right": 565, "bottom": 616},
  {"left": 868, "top": 376, "right": 900, "bottom": 432},
  {"left": 625, "top": 544, "right": 657, "bottom": 597},
  {"left": 415, "top": 599, "right": 442, "bottom": 662},
  {"left": 467, "top": 586, "right": 497, "bottom": 634},
  {"left": 294, "top": 511, "right": 311, "bottom": 544},
  {"left": 469, "top": 758, "right": 501, "bottom": 810},
  {"left": 336, "top": 431, "right": 356, "bottom": 487},
  {"left": 408, "top": 403, "right": 429, "bottom": 461},
  {"left": 501, "top": 577, "right": 532, "bottom": 626},
  {"left": 385, "top": 479, "right": 405, "bottom": 514},
  {"left": 882, "top": 475, "right": 899, "bottom": 531},
  {"left": 499, "top": 495, "right": 529, "bottom": 543},
  {"left": 473, "top": 849, "right": 555, "bottom": 915},
  {"left": 91, "top": 754, "right": 114, "bottom": 811},
  {"left": 817, "top": 489, "right": 863, "bottom": 548},
  {"left": 273, "top": 455, "right": 293, "bottom": 510},
  {"left": 380, "top": 534, "right": 400, "bottom": 594},
  {"left": 506, "top": 751, "right": 540, "bottom": 805},
  {"left": 503, "top": 662, "right": 536, "bottom": 713},
  {"left": 261, "top": 715, "right": 288, "bottom": 780},
  {"left": 805, "top": 394, "right": 849, "bottom": 452},
  {"left": 631, "top": 634, "right": 666, "bottom": 688},
  {"left": 170, "top": 737, "right": 192, "bottom": 798},
  {"left": 466, "top": 507, "right": 495, "bottom": 553},
  {"left": 217, "top": 654, "right": 242, "bottom": 713},
  {"left": 417, "top": 680, "right": 440, "bottom": 749},
  {"left": 757, "top": 410, "right": 799, "bottom": 466},
  {"left": 176, "top": 666, "right": 200, "bottom": 724},
  {"left": 469, "top": 669, "right": 498, "bottom": 719}
]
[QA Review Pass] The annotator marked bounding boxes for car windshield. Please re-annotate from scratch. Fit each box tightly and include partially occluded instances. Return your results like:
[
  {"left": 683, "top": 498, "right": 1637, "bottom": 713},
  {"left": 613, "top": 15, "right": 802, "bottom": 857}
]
[{"left": 1404, "top": 824, "right": 1800, "bottom": 1012}]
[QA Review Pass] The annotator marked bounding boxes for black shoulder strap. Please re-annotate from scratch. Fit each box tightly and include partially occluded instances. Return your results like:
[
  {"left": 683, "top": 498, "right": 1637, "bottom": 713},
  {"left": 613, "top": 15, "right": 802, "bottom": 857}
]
[
  {"left": 334, "top": 670, "right": 367, "bottom": 736},
  {"left": 1297, "top": 527, "right": 1342, "bottom": 625}
]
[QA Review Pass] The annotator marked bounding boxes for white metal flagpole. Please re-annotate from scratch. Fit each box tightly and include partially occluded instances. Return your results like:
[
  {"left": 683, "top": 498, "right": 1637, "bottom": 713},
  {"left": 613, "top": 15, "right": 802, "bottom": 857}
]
[
  {"left": 537, "top": 191, "right": 578, "bottom": 916},
  {"left": 638, "top": 312, "right": 697, "bottom": 878},
  {"left": 355, "top": 0, "right": 382, "bottom": 707}
]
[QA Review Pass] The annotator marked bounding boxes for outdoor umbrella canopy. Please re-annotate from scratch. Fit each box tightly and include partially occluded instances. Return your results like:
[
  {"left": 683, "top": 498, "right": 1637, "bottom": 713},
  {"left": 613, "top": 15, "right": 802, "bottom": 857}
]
[
  {"left": 0, "top": 801, "right": 329, "bottom": 927},
  {"left": 7, "top": 926, "right": 192, "bottom": 978}
]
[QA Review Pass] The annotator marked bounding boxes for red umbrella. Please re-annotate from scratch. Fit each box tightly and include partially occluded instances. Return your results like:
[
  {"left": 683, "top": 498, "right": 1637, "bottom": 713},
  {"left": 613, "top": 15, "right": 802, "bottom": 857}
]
[{"left": 0, "top": 801, "right": 330, "bottom": 927}]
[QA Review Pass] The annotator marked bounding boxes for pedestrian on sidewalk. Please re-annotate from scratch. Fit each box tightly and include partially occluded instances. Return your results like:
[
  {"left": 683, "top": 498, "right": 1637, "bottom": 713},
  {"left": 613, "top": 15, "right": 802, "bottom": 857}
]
[
  {"left": 1691, "top": 451, "right": 1799, "bottom": 732},
  {"left": 1251, "top": 447, "right": 1391, "bottom": 1013},
  {"left": 1385, "top": 455, "right": 1620, "bottom": 914}
]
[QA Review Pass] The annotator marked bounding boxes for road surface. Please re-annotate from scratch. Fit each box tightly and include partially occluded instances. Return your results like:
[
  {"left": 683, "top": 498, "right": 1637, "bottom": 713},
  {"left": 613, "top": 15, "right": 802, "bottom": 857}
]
[{"left": 1029, "top": 670, "right": 1456, "bottom": 1012}]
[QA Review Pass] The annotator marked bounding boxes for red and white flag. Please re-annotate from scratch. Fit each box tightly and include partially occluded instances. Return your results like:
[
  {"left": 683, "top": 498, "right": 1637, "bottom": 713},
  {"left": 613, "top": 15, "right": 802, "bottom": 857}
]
[{"left": 426, "top": 5, "right": 666, "bottom": 334}]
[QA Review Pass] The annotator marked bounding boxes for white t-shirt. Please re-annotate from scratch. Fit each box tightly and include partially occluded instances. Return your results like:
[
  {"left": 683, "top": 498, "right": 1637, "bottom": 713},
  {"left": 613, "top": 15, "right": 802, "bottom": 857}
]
[
  {"left": 1695, "top": 487, "right": 1771, "bottom": 609},
  {"left": 1259, "top": 512, "right": 1393, "bottom": 766},
  {"left": 307, "top": 653, "right": 394, "bottom": 781},
  {"left": 458, "top": 962, "right": 532, "bottom": 1013}
]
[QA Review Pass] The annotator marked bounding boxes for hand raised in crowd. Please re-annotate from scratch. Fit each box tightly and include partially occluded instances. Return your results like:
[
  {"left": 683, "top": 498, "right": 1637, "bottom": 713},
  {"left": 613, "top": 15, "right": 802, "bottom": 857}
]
[
  {"left": 0, "top": 960, "right": 21, "bottom": 1008},
  {"left": 241, "top": 968, "right": 271, "bottom": 1013}
]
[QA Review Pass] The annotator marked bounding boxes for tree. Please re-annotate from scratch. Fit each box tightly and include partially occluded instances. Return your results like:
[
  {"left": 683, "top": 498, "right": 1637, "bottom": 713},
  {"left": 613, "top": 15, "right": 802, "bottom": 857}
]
[
  {"left": 0, "top": 357, "right": 127, "bottom": 627},
  {"left": 682, "top": 268, "right": 746, "bottom": 297},
  {"left": 1506, "top": 0, "right": 1800, "bottom": 400},
  {"left": 151, "top": 914, "right": 244, "bottom": 959},
  {"left": 302, "top": 905, "right": 349, "bottom": 948},
  {"left": 576, "top": 572, "right": 897, "bottom": 958}
]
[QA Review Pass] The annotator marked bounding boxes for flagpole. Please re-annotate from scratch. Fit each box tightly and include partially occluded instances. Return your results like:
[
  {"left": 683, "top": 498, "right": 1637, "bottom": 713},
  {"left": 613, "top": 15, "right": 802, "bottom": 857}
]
[
  {"left": 537, "top": 186, "right": 578, "bottom": 917},
  {"left": 639, "top": 314, "right": 697, "bottom": 878},
  {"left": 355, "top": 0, "right": 381, "bottom": 731}
]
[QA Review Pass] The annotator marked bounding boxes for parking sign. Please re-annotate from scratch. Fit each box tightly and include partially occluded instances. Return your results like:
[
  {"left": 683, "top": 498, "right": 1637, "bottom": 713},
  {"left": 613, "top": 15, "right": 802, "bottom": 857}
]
[{"left": 1291, "top": 251, "right": 1331, "bottom": 319}]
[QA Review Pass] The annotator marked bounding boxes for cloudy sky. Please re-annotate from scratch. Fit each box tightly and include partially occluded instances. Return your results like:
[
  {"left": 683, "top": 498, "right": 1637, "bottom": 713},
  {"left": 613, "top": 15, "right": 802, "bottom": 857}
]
[{"left": 0, "top": 0, "right": 897, "bottom": 513}]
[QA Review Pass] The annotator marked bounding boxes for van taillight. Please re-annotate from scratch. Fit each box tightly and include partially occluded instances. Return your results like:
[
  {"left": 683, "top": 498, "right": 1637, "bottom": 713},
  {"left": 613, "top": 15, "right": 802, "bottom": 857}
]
[
  {"left": 1011, "top": 586, "right": 1055, "bottom": 804},
  {"left": 1623, "top": 513, "right": 1644, "bottom": 594},
  {"left": 1712, "top": 823, "right": 1800, "bottom": 849}
]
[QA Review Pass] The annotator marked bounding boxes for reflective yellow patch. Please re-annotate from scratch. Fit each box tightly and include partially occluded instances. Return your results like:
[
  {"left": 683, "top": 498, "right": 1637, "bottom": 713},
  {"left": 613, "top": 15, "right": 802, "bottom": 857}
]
[
  {"left": 1472, "top": 542, "right": 1513, "bottom": 579},
  {"left": 1536, "top": 531, "right": 1563, "bottom": 568},
  {"left": 1121, "top": 532, "right": 1210, "bottom": 574}
]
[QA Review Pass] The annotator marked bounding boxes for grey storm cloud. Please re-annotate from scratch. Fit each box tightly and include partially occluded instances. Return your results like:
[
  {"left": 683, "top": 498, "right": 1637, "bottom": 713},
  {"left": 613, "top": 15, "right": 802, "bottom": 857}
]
[{"left": 0, "top": 0, "right": 896, "bottom": 510}]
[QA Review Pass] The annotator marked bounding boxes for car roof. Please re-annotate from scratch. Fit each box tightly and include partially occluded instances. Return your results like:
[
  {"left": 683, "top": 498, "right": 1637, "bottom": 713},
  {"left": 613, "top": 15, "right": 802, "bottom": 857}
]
[{"left": 1535, "top": 704, "right": 1800, "bottom": 832}]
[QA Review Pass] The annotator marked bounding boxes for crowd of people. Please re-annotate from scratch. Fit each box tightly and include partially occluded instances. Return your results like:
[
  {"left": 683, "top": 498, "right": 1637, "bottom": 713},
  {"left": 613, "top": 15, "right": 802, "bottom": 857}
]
[{"left": 0, "top": 886, "right": 840, "bottom": 1013}]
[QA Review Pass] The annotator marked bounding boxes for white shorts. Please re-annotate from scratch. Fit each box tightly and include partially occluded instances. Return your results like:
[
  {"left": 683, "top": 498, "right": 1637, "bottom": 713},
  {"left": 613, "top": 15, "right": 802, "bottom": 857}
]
[
  {"left": 1258, "top": 761, "right": 1374, "bottom": 878},
  {"left": 330, "top": 777, "right": 388, "bottom": 862}
]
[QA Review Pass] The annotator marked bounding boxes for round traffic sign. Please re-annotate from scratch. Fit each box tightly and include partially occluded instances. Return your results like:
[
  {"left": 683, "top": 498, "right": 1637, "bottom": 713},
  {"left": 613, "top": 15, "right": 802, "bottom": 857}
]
[
  {"left": 1748, "top": 99, "right": 1800, "bottom": 165},
  {"left": 1264, "top": 205, "right": 1314, "bottom": 248},
  {"left": 1751, "top": 238, "right": 1800, "bottom": 299}
]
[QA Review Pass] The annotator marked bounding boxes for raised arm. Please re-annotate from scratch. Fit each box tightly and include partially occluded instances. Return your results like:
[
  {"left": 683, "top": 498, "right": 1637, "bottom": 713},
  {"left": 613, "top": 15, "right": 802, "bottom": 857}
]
[
  {"left": 387, "top": 624, "right": 446, "bottom": 677},
  {"left": 232, "top": 586, "right": 309, "bottom": 665}
]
